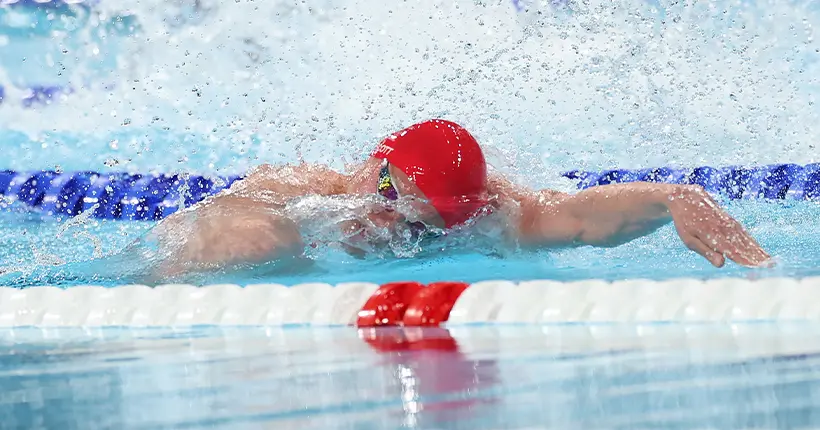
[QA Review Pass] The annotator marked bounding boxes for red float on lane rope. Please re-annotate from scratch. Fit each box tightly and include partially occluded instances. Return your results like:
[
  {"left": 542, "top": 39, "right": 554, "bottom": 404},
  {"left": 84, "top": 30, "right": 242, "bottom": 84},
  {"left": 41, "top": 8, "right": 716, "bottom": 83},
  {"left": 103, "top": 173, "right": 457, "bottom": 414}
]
[
  {"left": 402, "top": 281, "right": 470, "bottom": 327},
  {"left": 356, "top": 281, "right": 424, "bottom": 327}
]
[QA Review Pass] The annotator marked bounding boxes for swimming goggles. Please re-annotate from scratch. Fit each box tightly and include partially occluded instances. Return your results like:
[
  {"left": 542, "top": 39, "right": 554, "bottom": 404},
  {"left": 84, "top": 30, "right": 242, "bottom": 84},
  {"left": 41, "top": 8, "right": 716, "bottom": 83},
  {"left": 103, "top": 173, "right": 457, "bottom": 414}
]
[
  {"left": 377, "top": 161, "right": 400, "bottom": 201},
  {"left": 376, "top": 161, "right": 442, "bottom": 237}
]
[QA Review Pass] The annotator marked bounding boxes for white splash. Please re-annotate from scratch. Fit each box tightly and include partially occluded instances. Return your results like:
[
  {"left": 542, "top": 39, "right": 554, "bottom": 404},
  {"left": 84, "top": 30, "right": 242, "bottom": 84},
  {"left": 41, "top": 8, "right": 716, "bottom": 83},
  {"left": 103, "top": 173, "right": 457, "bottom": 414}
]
[{"left": 0, "top": 0, "right": 818, "bottom": 183}]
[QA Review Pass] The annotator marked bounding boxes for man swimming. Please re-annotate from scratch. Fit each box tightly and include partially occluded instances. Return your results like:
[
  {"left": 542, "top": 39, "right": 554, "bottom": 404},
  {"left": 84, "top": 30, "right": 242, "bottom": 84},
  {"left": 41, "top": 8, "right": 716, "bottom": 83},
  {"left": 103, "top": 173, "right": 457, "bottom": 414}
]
[{"left": 137, "top": 119, "right": 770, "bottom": 280}]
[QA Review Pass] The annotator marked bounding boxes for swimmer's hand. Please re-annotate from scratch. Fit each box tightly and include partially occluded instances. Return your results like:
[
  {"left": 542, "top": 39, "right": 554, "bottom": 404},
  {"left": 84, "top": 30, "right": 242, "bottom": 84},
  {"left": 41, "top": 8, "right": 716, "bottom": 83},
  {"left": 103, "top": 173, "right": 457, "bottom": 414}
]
[{"left": 666, "top": 185, "right": 771, "bottom": 268}]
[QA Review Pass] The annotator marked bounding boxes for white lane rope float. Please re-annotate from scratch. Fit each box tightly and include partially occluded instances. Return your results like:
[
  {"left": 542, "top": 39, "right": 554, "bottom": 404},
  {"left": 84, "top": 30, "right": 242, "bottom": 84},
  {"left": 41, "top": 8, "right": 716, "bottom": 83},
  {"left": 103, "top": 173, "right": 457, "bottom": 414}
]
[{"left": 0, "top": 276, "right": 817, "bottom": 327}]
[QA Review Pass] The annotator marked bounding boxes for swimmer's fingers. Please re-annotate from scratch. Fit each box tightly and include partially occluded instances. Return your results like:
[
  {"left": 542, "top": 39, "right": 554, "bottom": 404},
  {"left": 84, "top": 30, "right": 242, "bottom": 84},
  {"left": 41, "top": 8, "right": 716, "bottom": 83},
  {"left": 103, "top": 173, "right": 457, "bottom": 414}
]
[
  {"left": 679, "top": 231, "right": 726, "bottom": 268},
  {"left": 717, "top": 214, "right": 772, "bottom": 266},
  {"left": 702, "top": 197, "right": 773, "bottom": 267},
  {"left": 672, "top": 189, "right": 771, "bottom": 268},
  {"left": 726, "top": 231, "right": 771, "bottom": 267},
  {"left": 697, "top": 220, "right": 770, "bottom": 268}
]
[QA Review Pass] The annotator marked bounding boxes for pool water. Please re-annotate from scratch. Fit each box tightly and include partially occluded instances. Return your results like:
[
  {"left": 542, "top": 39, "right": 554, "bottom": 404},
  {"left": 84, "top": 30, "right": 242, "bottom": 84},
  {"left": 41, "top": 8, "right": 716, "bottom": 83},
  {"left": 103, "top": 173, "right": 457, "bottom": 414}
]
[
  {"left": 2, "top": 0, "right": 820, "bottom": 290},
  {"left": 3, "top": 324, "right": 820, "bottom": 429},
  {"left": 4, "top": 0, "right": 820, "bottom": 428},
  {"left": 0, "top": 197, "right": 818, "bottom": 287}
]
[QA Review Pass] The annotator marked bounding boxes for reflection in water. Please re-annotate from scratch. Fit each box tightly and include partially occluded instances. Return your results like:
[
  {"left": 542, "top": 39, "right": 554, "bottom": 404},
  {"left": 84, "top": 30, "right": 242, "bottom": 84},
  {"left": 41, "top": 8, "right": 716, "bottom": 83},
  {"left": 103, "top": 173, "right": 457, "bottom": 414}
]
[
  {"left": 0, "top": 324, "right": 819, "bottom": 428},
  {"left": 358, "top": 326, "right": 501, "bottom": 428}
]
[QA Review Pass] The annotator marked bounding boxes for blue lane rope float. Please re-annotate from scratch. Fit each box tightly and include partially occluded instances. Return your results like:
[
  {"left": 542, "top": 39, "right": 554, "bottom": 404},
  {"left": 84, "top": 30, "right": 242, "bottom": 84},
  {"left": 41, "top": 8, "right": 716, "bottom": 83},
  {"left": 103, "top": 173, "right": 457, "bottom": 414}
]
[
  {"left": 0, "top": 170, "right": 241, "bottom": 220},
  {"left": 562, "top": 163, "right": 820, "bottom": 200},
  {"left": 0, "top": 163, "right": 818, "bottom": 221},
  {"left": 0, "top": 0, "right": 94, "bottom": 8},
  {"left": 0, "top": 85, "right": 73, "bottom": 108}
]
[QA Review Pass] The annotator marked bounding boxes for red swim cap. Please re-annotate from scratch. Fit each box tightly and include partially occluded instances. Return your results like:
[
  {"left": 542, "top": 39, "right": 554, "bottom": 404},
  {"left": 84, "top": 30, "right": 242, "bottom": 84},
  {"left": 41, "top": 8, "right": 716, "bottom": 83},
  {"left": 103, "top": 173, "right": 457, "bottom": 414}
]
[{"left": 371, "top": 119, "right": 488, "bottom": 228}]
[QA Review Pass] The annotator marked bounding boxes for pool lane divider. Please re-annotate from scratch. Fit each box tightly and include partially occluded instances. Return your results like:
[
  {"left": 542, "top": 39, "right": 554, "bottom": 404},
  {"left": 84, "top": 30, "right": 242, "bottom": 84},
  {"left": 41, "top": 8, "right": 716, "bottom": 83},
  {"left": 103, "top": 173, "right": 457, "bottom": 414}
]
[
  {"left": 563, "top": 162, "right": 820, "bottom": 199},
  {"left": 0, "top": 170, "right": 244, "bottom": 220},
  {"left": 1, "top": 277, "right": 819, "bottom": 327},
  {"left": 356, "top": 281, "right": 469, "bottom": 327},
  {"left": 1, "top": 163, "right": 819, "bottom": 221},
  {"left": 0, "top": 0, "right": 95, "bottom": 9},
  {"left": 0, "top": 85, "right": 74, "bottom": 108}
]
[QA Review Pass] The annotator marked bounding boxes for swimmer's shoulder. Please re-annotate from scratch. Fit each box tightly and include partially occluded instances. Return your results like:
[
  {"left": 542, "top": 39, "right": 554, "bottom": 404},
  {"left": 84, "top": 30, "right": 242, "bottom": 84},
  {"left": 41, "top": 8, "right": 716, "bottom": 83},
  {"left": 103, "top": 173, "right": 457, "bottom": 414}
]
[
  {"left": 486, "top": 173, "right": 568, "bottom": 215},
  {"left": 232, "top": 162, "right": 350, "bottom": 196},
  {"left": 487, "top": 173, "right": 537, "bottom": 203}
]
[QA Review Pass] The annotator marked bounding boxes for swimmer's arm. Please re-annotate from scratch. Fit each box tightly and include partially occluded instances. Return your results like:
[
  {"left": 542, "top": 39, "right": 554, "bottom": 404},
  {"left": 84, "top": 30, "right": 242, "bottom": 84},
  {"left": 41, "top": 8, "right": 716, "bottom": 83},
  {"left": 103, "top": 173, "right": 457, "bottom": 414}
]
[
  {"left": 516, "top": 182, "right": 674, "bottom": 248},
  {"left": 123, "top": 195, "right": 308, "bottom": 283},
  {"left": 513, "top": 180, "right": 770, "bottom": 267},
  {"left": 225, "top": 163, "right": 349, "bottom": 200}
]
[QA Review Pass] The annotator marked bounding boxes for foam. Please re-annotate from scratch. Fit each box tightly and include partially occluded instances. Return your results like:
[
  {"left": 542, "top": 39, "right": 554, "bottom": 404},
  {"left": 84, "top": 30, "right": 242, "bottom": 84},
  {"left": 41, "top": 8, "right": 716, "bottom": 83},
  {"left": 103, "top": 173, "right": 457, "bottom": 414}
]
[{"left": 2, "top": 0, "right": 820, "bottom": 175}]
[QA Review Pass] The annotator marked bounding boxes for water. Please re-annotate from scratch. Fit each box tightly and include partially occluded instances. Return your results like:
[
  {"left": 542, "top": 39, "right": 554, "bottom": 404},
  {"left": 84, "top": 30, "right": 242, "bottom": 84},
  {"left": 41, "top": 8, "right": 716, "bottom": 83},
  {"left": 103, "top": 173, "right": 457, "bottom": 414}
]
[
  {"left": 4, "top": 1, "right": 820, "bottom": 428},
  {"left": 2, "top": 1, "right": 820, "bottom": 288},
  {"left": 2, "top": 324, "right": 820, "bottom": 429},
  {"left": 2, "top": 0, "right": 820, "bottom": 175},
  {"left": 0, "top": 0, "right": 819, "bottom": 285},
  {"left": 0, "top": 196, "right": 817, "bottom": 287}
]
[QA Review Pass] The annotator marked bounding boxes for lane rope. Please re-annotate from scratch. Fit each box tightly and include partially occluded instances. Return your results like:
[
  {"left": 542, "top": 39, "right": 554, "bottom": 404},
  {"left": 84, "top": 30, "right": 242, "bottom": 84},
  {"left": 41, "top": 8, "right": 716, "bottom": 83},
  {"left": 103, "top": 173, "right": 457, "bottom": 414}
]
[
  {"left": 1, "top": 163, "right": 816, "bottom": 221},
  {"left": 0, "top": 277, "right": 816, "bottom": 327}
]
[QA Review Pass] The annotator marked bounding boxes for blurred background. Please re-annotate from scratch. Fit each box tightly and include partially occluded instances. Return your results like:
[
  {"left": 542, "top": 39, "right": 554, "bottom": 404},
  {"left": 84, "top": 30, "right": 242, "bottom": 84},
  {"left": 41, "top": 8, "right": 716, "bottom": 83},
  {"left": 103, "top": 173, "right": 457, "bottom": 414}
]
[{"left": 1, "top": 0, "right": 819, "bottom": 184}]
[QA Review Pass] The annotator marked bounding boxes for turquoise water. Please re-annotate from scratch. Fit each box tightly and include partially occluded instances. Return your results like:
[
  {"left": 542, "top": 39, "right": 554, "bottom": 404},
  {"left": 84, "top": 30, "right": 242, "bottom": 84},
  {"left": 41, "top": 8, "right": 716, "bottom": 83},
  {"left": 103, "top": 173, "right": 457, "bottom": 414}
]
[
  {"left": 3, "top": 324, "right": 820, "bottom": 429},
  {"left": 0, "top": 197, "right": 818, "bottom": 287},
  {"left": 2, "top": 0, "right": 820, "bottom": 290},
  {"left": 4, "top": 1, "right": 820, "bottom": 428}
]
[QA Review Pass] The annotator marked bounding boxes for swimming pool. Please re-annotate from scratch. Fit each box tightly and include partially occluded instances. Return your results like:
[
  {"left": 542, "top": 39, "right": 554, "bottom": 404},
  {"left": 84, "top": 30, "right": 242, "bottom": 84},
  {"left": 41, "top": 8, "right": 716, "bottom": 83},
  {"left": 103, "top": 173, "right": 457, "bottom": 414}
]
[
  {"left": 4, "top": 323, "right": 820, "bottom": 429},
  {"left": 3, "top": 0, "right": 820, "bottom": 428},
  {"left": 0, "top": 194, "right": 818, "bottom": 288}
]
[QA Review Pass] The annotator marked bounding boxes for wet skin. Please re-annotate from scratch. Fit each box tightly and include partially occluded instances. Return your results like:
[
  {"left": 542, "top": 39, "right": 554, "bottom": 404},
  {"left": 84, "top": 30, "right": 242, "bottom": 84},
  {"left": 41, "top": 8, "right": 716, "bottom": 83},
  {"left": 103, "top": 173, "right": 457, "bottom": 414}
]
[{"left": 136, "top": 156, "right": 771, "bottom": 281}]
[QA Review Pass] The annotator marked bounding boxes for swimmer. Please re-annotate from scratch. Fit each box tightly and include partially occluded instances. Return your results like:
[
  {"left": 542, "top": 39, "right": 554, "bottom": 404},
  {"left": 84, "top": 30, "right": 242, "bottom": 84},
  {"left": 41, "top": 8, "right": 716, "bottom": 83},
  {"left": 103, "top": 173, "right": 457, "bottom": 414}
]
[{"left": 134, "top": 119, "right": 771, "bottom": 280}]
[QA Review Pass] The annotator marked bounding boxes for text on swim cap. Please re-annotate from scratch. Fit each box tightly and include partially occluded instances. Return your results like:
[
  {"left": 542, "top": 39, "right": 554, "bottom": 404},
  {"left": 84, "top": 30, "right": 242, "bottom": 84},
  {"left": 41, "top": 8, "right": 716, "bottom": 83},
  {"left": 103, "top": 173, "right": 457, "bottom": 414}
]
[{"left": 374, "top": 141, "right": 395, "bottom": 155}]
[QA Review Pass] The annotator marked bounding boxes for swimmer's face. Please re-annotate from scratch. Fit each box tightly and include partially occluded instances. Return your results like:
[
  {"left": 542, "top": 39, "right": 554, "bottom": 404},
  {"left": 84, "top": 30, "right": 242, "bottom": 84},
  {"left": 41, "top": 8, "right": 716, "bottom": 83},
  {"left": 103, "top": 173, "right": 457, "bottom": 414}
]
[
  {"left": 339, "top": 158, "right": 445, "bottom": 254},
  {"left": 384, "top": 163, "right": 446, "bottom": 229}
]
